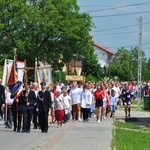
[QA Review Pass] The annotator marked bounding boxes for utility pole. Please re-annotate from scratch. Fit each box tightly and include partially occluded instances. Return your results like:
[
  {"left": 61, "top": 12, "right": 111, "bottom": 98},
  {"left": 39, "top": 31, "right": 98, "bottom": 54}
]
[{"left": 137, "top": 16, "right": 142, "bottom": 111}]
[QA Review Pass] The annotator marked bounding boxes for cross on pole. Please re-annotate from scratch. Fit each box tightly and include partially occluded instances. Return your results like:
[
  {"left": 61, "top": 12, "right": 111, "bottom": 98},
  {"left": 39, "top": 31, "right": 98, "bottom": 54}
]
[
  {"left": 20, "top": 59, "right": 34, "bottom": 106},
  {"left": 20, "top": 59, "right": 34, "bottom": 83},
  {"left": 24, "top": 59, "right": 34, "bottom": 80}
]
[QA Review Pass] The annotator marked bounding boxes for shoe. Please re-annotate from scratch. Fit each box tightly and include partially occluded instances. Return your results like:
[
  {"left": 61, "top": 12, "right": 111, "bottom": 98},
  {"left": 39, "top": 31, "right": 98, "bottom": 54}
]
[
  {"left": 26, "top": 130, "right": 30, "bottom": 133},
  {"left": 7, "top": 125, "right": 12, "bottom": 129},
  {"left": 78, "top": 118, "right": 82, "bottom": 122},
  {"left": 21, "top": 130, "right": 27, "bottom": 133},
  {"left": 17, "top": 129, "right": 20, "bottom": 132},
  {"left": 128, "top": 114, "right": 130, "bottom": 117},
  {"left": 33, "top": 127, "right": 37, "bottom": 129},
  {"left": 97, "top": 120, "right": 100, "bottom": 123},
  {"left": 13, "top": 128, "right": 16, "bottom": 132}
]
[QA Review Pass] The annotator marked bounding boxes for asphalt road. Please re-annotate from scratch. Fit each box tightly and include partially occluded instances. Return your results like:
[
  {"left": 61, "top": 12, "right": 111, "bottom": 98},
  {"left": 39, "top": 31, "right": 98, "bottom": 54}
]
[
  {"left": 0, "top": 120, "right": 61, "bottom": 150},
  {"left": 0, "top": 109, "right": 149, "bottom": 150}
]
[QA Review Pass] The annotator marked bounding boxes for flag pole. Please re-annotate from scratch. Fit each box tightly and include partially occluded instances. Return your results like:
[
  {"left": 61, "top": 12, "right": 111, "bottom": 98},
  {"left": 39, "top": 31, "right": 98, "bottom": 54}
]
[
  {"left": 4, "top": 59, "right": 9, "bottom": 127},
  {"left": 13, "top": 48, "right": 19, "bottom": 122},
  {"left": 5, "top": 47, "right": 17, "bottom": 127}
]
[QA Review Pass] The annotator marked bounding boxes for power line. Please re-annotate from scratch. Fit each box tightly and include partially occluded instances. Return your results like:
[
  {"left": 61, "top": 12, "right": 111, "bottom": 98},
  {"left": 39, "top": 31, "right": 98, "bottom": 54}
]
[
  {"left": 81, "top": 1, "right": 150, "bottom": 13},
  {"left": 91, "top": 29, "right": 150, "bottom": 35},
  {"left": 91, "top": 10, "right": 150, "bottom": 18},
  {"left": 104, "top": 42, "right": 150, "bottom": 49},
  {"left": 91, "top": 30, "right": 138, "bottom": 35},
  {"left": 91, "top": 21, "right": 150, "bottom": 33}
]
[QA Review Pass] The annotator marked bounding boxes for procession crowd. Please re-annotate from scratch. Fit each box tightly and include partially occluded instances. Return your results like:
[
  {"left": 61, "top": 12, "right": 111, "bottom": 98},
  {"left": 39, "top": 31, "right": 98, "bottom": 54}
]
[{"left": 0, "top": 78, "right": 149, "bottom": 133}]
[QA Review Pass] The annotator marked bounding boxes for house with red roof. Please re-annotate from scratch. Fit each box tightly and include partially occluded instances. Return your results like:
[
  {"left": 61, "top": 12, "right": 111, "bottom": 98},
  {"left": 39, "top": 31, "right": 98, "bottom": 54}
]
[{"left": 94, "top": 42, "right": 115, "bottom": 68}]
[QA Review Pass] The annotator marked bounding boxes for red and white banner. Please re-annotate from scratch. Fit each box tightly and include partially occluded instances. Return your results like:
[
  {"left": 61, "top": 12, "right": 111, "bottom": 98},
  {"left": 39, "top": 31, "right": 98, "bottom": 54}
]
[{"left": 2, "top": 59, "right": 25, "bottom": 87}]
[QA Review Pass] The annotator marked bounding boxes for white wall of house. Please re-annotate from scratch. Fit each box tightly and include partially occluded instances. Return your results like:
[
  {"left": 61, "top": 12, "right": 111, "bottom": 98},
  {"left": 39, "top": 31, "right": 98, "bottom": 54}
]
[{"left": 94, "top": 46, "right": 110, "bottom": 68}]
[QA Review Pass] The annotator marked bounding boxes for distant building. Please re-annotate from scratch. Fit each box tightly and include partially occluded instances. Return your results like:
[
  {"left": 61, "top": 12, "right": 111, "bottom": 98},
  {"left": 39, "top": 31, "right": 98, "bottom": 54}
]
[
  {"left": 63, "top": 41, "right": 115, "bottom": 75},
  {"left": 94, "top": 42, "right": 115, "bottom": 68}
]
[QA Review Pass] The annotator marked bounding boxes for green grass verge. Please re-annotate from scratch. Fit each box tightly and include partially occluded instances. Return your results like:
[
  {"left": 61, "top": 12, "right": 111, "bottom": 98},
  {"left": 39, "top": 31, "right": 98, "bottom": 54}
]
[
  {"left": 115, "top": 129, "right": 150, "bottom": 150},
  {"left": 115, "top": 121, "right": 142, "bottom": 130},
  {"left": 112, "top": 121, "right": 150, "bottom": 150}
]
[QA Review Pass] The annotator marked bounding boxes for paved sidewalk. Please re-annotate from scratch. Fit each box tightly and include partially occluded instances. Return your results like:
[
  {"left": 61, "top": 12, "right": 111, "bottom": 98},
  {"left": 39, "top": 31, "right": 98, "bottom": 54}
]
[
  {"left": 40, "top": 109, "right": 149, "bottom": 150},
  {"left": 41, "top": 116, "right": 113, "bottom": 150},
  {"left": 0, "top": 109, "right": 149, "bottom": 150}
]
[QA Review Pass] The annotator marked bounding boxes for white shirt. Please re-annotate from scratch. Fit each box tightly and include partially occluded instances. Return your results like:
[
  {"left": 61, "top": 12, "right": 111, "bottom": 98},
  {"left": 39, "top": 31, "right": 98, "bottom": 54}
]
[
  {"left": 112, "top": 86, "right": 120, "bottom": 98},
  {"left": 70, "top": 87, "right": 82, "bottom": 105},
  {"left": 5, "top": 91, "right": 14, "bottom": 105},
  {"left": 81, "top": 90, "right": 92, "bottom": 108},
  {"left": 110, "top": 95, "right": 118, "bottom": 105},
  {"left": 62, "top": 94, "right": 71, "bottom": 114}
]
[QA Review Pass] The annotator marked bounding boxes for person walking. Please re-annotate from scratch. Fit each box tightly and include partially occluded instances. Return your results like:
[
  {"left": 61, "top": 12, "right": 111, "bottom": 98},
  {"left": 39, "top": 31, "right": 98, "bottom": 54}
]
[
  {"left": 102, "top": 84, "right": 110, "bottom": 120},
  {"left": 12, "top": 86, "right": 24, "bottom": 132},
  {"left": 122, "top": 85, "right": 132, "bottom": 117},
  {"left": 109, "top": 90, "right": 118, "bottom": 117},
  {"left": 36, "top": 82, "right": 52, "bottom": 133},
  {"left": 69, "top": 81, "right": 82, "bottom": 122},
  {"left": 21, "top": 82, "right": 36, "bottom": 133},
  {"left": 32, "top": 82, "right": 39, "bottom": 129},
  {"left": 94, "top": 84, "right": 104, "bottom": 123},
  {"left": 5, "top": 87, "right": 14, "bottom": 129},
  {"left": 0, "top": 79, "right": 5, "bottom": 120},
  {"left": 62, "top": 88, "right": 71, "bottom": 123},
  {"left": 81, "top": 85, "right": 92, "bottom": 122},
  {"left": 54, "top": 87, "right": 66, "bottom": 127}
]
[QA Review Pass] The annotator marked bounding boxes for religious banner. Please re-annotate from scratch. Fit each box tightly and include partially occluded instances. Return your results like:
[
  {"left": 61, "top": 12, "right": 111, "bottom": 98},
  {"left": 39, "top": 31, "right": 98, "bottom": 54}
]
[
  {"left": 35, "top": 61, "right": 52, "bottom": 86},
  {"left": 75, "top": 67, "right": 82, "bottom": 76},
  {"left": 2, "top": 59, "right": 25, "bottom": 87},
  {"left": 66, "top": 75, "right": 85, "bottom": 81}
]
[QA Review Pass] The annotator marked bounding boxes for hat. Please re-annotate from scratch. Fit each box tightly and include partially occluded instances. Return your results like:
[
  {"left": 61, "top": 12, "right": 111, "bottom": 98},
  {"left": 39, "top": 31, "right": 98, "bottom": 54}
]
[
  {"left": 40, "top": 82, "right": 46, "bottom": 86},
  {"left": 10, "top": 81, "right": 22, "bottom": 98}
]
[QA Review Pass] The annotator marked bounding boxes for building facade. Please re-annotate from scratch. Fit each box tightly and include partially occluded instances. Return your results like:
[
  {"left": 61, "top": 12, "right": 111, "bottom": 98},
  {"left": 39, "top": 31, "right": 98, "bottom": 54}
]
[{"left": 94, "top": 42, "right": 115, "bottom": 68}]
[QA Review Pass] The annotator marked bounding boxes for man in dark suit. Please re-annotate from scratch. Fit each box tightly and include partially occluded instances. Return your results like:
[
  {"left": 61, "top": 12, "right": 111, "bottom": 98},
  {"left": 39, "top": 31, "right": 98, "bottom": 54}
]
[
  {"left": 21, "top": 82, "right": 36, "bottom": 133},
  {"left": 36, "top": 82, "right": 52, "bottom": 133},
  {"left": 12, "top": 89, "right": 24, "bottom": 132},
  {"left": 0, "top": 79, "right": 5, "bottom": 120}
]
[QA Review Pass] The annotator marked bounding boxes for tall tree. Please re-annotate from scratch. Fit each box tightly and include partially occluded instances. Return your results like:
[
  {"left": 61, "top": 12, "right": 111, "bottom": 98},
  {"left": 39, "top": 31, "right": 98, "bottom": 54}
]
[
  {"left": 110, "top": 46, "right": 149, "bottom": 81},
  {"left": 0, "top": 0, "right": 94, "bottom": 71}
]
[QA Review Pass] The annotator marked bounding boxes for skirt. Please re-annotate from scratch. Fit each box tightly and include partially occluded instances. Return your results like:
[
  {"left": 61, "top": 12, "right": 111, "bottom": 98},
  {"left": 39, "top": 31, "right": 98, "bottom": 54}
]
[
  {"left": 55, "top": 110, "right": 65, "bottom": 121},
  {"left": 95, "top": 99, "right": 103, "bottom": 107}
]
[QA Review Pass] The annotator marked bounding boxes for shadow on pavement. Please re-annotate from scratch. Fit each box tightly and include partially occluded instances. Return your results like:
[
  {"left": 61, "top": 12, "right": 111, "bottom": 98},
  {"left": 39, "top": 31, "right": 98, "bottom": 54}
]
[{"left": 116, "top": 117, "right": 150, "bottom": 127}]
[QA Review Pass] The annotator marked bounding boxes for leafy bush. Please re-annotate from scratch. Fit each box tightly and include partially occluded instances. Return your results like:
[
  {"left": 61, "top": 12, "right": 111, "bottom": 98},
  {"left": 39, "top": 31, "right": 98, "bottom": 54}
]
[{"left": 85, "top": 74, "right": 97, "bottom": 82}]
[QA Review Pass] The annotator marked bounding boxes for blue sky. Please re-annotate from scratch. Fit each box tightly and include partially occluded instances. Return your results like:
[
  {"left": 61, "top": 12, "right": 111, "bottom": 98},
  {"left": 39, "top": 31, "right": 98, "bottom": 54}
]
[{"left": 77, "top": 0, "right": 150, "bottom": 59}]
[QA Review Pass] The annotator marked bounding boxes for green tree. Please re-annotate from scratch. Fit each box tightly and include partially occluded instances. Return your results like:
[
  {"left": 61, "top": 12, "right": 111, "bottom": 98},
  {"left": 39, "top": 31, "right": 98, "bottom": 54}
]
[
  {"left": 0, "top": 0, "right": 94, "bottom": 71},
  {"left": 110, "top": 47, "right": 131, "bottom": 81},
  {"left": 82, "top": 53, "right": 103, "bottom": 81},
  {"left": 110, "top": 46, "right": 149, "bottom": 81}
]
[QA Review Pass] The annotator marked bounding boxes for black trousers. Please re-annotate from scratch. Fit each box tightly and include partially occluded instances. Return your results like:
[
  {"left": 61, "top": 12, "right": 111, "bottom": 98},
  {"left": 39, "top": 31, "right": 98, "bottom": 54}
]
[
  {"left": 82, "top": 108, "right": 89, "bottom": 121},
  {"left": 39, "top": 111, "right": 48, "bottom": 132},
  {"left": 6, "top": 105, "right": 12, "bottom": 127},
  {"left": 33, "top": 106, "right": 39, "bottom": 128},
  {"left": 0, "top": 103, "right": 3, "bottom": 119},
  {"left": 22, "top": 108, "right": 33, "bottom": 132},
  {"left": 12, "top": 108, "right": 22, "bottom": 131}
]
